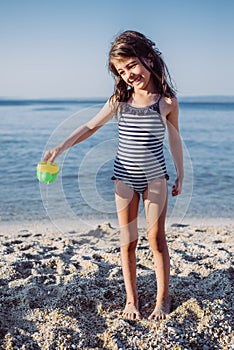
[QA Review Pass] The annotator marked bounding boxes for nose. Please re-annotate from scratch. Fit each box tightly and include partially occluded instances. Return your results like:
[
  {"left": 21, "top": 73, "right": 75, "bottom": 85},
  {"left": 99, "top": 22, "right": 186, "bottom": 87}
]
[{"left": 127, "top": 72, "right": 134, "bottom": 81}]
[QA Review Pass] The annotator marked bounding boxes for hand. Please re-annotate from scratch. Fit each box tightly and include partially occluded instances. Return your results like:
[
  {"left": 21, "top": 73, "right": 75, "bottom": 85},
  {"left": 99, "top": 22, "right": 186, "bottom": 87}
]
[
  {"left": 172, "top": 177, "right": 183, "bottom": 197},
  {"left": 43, "top": 146, "right": 62, "bottom": 163}
]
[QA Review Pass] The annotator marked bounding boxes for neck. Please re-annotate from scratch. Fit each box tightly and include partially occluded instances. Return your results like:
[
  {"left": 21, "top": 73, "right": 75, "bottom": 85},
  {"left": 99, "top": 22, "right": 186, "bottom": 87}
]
[
  {"left": 129, "top": 91, "right": 160, "bottom": 107},
  {"left": 133, "top": 90, "right": 158, "bottom": 98}
]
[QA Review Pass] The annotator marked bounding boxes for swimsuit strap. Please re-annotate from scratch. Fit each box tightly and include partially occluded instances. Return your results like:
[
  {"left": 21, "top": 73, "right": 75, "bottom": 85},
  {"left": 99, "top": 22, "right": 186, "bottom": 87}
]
[
  {"left": 122, "top": 95, "right": 162, "bottom": 116},
  {"left": 157, "top": 94, "right": 162, "bottom": 104}
]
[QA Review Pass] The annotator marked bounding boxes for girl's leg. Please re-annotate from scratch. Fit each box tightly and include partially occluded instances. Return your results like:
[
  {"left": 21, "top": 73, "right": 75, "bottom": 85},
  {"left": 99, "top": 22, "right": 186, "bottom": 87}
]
[
  {"left": 115, "top": 180, "right": 141, "bottom": 320},
  {"left": 143, "top": 178, "right": 170, "bottom": 320}
]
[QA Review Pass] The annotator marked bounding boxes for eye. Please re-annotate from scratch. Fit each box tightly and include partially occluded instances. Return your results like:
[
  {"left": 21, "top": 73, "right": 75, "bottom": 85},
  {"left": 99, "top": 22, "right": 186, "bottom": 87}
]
[{"left": 128, "top": 62, "right": 137, "bottom": 70}]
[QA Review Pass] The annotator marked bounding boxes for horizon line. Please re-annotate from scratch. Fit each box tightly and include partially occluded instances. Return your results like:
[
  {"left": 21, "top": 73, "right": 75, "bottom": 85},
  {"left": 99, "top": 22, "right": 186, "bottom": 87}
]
[{"left": 0, "top": 94, "right": 234, "bottom": 100}]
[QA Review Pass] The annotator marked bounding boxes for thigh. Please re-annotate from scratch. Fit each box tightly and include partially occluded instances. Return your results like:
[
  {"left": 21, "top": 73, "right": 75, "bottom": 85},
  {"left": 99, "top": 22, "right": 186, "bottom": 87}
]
[
  {"left": 143, "top": 178, "right": 168, "bottom": 235},
  {"left": 115, "top": 180, "right": 140, "bottom": 246}
]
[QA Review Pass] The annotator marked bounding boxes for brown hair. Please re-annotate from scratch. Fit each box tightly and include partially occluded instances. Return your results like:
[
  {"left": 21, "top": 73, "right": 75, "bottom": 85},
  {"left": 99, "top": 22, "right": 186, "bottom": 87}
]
[{"left": 108, "top": 30, "right": 176, "bottom": 104}]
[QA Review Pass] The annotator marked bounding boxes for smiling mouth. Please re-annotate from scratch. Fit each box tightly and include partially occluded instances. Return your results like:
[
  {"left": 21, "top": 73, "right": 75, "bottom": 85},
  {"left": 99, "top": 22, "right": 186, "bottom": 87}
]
[{"left": 129, "top": 76, "right": 142, "bottom": 84}]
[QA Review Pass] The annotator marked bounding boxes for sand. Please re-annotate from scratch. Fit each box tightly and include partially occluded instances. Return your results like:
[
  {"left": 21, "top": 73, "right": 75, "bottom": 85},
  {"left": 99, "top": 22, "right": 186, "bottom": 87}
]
[{"left": 0, "top": 220, "right": 233, "bottom": 349}]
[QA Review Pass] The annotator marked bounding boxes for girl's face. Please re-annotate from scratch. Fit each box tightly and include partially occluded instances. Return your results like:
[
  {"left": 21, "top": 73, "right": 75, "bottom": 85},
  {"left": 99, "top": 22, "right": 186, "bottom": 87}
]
[{"left": 113, "top": 57, "right": 154, "bottom": 91}]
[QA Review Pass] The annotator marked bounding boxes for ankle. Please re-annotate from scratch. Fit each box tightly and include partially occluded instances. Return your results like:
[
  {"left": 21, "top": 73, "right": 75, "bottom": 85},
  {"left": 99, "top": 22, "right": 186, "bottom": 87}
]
[
  {"left": 156, "top": 294, "right": 169, "bottom": 303},
  {"left": 126, "top": 294, "right": 138, "bottom": 305}
]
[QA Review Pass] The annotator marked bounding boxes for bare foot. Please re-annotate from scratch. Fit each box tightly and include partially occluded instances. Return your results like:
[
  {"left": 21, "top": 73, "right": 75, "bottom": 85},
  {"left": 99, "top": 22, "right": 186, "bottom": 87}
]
[
  {"left": 148, "top": 297, "right": 171, "bottom": 321},
  {"left": 121, "top": 301, "right": 141, "bottom": 320}
]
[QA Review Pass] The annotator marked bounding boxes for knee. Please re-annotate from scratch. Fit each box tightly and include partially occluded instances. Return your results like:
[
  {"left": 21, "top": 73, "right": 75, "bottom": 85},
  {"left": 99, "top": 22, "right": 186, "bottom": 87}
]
[
  {"left": 148, "top": 230, "right": 167, "bottom": 253},
  {"left": 120, "top": 228, "right": 138, "bottom": 247},
  {"left": 121, "top": 239, "right": 138, "bottom": 254}
]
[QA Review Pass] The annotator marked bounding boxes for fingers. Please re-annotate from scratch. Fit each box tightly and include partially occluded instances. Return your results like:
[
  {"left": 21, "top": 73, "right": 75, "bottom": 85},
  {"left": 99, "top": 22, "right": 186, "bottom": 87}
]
[
  {"left": 172, "top": 186, "right": 181, "bottom": 196},
  {"left": 43, "top": 151, "right": 51, "bottom": 162},
  {"left": 172, "top": 186, "right": 178, "bottom": 196},
  {"left": 43, "top": 150, "right": 54, "bottom": 163},
  {"left": 43, "top": 148, "right": 58, "bottom": 163},
  {"left": 172, "top": 180, "right": 182, "bottom": 196}
]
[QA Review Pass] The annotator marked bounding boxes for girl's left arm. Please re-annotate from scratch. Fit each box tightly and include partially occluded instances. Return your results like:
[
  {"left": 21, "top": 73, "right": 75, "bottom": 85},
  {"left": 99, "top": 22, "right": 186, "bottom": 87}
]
[{"left": 166, "top": 98, "right": 184, "bottom": 196}]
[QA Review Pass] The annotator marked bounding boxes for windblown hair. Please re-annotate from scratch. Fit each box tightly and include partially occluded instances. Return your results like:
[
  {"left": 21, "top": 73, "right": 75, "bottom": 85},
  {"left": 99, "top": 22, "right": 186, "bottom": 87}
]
[{"left": 108, "top": 30, "right": 176, "bottom": 105}]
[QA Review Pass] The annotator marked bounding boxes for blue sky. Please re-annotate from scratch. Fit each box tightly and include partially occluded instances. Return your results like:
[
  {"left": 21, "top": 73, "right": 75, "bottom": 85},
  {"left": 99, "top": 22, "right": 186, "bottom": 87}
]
[{"left": 1, "top": 0, "right": 234, "bottom": 98}]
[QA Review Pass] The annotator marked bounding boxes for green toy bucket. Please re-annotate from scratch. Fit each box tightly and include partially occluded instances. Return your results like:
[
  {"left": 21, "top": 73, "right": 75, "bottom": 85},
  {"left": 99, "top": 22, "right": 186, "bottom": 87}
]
[{"left": 37, "top": 161, "right": 59, "bottom": 184}]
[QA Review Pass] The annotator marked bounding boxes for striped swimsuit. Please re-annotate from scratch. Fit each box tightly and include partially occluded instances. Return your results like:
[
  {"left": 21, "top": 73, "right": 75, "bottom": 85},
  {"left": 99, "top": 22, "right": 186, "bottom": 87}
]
[{"left": 112, "top": 97, "right": 169, "bottom": 194}]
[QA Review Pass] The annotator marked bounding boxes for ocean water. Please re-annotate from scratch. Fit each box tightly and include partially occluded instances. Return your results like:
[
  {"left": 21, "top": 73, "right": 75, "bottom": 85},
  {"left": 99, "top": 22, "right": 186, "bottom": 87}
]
[{"left": 0, "top": 97, "right": 233, "bottom": 227}]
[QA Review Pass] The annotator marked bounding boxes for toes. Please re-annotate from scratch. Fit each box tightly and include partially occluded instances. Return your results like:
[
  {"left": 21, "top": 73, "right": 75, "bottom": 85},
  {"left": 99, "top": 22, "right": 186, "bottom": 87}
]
[
  {"left": 135, "top": 312, "right": 141, "bottom": 320},
  {"left": 148, "top": 310, "right": 167, "bottom": 321},
  {"left": 122, "top": 312, "right": 131, "bottom": 320},
  {"left": 121, "top": 312, "right": 128, "bottom": 319},
  {"left": 148, "top": 313, "right": 156, "bottom": 321},
  {"left": 122, "top": 311, "right": 141, "bottom": 320}
]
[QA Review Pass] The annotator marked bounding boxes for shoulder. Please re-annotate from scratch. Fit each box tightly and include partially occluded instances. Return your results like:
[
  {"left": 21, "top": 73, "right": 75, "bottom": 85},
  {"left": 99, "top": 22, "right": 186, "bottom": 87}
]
[
  {"left": 85, "top": 99, "right": 116, "bottom": 129},
  {"left": 159, "top": 95, "right": 178, "bottom": 118}
]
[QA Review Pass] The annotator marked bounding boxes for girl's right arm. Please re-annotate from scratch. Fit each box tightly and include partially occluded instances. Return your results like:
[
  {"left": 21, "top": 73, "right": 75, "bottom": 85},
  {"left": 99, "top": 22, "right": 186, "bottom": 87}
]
[{"left": 44, "top": 100, "right": 115, "bottom": 163}]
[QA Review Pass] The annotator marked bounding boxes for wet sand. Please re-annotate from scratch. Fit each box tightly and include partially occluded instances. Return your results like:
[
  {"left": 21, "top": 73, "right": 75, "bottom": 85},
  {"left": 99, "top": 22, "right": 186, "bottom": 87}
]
[{"left": 0, "top": 220, "right": 233, "bottom": 349}]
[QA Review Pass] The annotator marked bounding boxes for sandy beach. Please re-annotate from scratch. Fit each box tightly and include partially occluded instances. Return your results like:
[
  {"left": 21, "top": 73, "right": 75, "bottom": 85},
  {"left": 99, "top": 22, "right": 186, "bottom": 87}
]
[{"left": 0, "top": 220, "right": 233, "bottom": 349}]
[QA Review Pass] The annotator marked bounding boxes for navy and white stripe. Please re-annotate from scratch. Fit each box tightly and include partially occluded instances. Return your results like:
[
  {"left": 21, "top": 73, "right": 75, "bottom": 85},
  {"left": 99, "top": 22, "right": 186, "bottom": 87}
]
[{"left": 113, "top": 99, "right": 169, "bottom": 193}]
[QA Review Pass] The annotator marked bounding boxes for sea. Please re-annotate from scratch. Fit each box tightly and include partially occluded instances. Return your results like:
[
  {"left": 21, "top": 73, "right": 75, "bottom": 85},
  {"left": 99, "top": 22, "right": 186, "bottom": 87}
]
[{"left": 0, "top": 96, "right": 233, "bottom": 228}]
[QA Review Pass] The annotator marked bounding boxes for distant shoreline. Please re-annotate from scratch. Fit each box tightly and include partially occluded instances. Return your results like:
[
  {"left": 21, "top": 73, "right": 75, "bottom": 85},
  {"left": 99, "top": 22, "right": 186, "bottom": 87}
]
[{"left": 0, "top": 95, "right": 234, "bottom": 106}]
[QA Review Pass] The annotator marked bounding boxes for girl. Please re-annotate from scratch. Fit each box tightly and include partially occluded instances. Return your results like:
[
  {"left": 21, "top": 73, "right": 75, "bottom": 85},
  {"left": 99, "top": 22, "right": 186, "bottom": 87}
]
[{"left": 44, "top": 30, "right": 184, "bottom": 321}]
